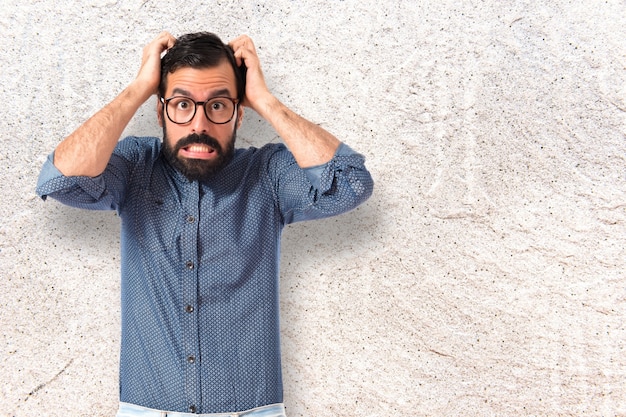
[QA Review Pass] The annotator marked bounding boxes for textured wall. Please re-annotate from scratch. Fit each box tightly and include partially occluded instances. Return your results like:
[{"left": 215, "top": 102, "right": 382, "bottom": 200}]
[{"left": 1, "top": 0, "right": 625, "bottom": 416}]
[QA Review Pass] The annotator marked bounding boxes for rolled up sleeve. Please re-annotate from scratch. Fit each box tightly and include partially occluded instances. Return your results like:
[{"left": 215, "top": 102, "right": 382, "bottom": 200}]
[
  {"left": 273, "top": 142, "right": 374, "bottom": 224},
  {"left": 36, "top": 151, "right": 114, "bottom": 210}
]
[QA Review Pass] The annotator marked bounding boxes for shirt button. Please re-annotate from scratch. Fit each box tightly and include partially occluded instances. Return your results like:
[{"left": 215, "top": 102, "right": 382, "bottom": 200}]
[
  {"left": 186, "top": 215, "right": 195, "bottom": 223},
  {"left": 187, "top": 355, "right": 196, "bottom": 364},
  {"left": 185, "top": 304, "right": 194, "bottom": 313},
  {"left": 185, "top": 261, "right": 194, "bottom": 270},
  {"left": 189, "top": 405, "right": 197, "bottom": 413}
]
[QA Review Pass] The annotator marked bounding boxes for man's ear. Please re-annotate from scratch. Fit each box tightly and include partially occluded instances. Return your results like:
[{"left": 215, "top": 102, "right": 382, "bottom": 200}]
[
  {"left": 236, "top": 105, "right": 244, "bottom": 130},
  {"left": 157, "top": 97, "right": 164, "bottom": 127}
]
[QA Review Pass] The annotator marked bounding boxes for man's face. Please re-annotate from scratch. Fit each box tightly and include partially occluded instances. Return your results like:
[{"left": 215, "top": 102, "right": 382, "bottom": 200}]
[{"left": 158, "top": 62, "right": 244, "bottom": 181}]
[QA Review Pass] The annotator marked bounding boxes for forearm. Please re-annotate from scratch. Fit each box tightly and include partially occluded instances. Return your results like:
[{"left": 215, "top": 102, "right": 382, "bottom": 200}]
[
  {"left": 53, "top": 82, "right": 150, "bottom": 177},
  {"left": 53, "top": 32, "right": 175, "bottom": 177},
  {"left": 257, "top": 95, "right": 341, "bottom": 168},
  {"left": 228, "top": 36, "right": 341, "bottom": 168}
]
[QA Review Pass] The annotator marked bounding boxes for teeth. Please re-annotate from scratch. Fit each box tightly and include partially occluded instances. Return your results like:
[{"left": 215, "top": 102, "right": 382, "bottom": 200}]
[{"left": 187, "top": 145, "right": 212, "bottom": 153}]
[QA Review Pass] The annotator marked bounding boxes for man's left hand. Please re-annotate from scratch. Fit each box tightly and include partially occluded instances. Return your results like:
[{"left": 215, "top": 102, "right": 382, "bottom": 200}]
[{"left": 229, "top": 35, "right": 274, "bottom": 114}]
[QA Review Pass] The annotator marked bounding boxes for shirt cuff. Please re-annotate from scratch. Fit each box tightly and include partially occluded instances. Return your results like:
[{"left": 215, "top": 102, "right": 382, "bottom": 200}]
[
  {"left": 36, "top": 152, "right": 64, "bottom": 197},
  {"left": 36, "top": 151, "right": 108, "bottom": 204},
  {"left": 303, "top": 143, "right": 357, "bottom": 190}
]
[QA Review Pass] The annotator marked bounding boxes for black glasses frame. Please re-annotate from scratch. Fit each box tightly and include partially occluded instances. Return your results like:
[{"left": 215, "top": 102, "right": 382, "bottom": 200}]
[{"left": 160, "top": 96, "right": 239, "bottom": 125}]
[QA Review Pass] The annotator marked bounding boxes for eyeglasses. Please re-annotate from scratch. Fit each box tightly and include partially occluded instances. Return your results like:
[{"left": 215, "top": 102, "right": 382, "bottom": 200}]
[{"left": 160, "top": 96, "right": 239, "bottom": 125}]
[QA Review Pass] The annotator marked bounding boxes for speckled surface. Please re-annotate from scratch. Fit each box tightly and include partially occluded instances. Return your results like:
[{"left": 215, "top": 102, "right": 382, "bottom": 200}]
[{"left": 1, "top": 1, "right": 625, "bottom": 416}]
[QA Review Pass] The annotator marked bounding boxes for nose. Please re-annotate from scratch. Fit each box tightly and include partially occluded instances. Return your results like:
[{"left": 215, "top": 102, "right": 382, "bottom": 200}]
[{"left": 189, "top": 106, "right": 213, "bottom": 134}]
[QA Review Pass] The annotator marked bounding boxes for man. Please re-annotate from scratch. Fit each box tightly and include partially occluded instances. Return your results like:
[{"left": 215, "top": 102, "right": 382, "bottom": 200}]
[{"left": 36, "top": 31, "right": 373, "bottom": 416}]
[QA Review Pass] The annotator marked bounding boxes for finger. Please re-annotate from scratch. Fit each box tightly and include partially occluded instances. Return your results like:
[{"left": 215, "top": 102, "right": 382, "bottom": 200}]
[
  {"left": 232, "top": 46, "right": 243, "bottom": 67},
  {"left": 164, "top": 32, "right": 176, "bottom": 49},
  {"left": 233, "top": 38, "right": 260, "bottom": 69},
  {"left": 230, "top": 35, "right": 255, "bottom": 54},
  {"left": 156, "top": 31, "right": 176, "bottom": 52},
  {"left": 229, "top": 34, "right": 252, "bottom": 49}
]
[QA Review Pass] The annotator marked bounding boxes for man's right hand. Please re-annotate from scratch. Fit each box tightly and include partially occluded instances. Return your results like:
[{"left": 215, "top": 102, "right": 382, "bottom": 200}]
[{"left": 134, "top": 31, "right": 176, "bottom": 101}]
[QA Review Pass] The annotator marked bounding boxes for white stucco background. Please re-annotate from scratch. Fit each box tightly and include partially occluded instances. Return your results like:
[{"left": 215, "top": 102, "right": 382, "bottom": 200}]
[{"left": 1, "top": 0, "right": 625, "bottom": 416}]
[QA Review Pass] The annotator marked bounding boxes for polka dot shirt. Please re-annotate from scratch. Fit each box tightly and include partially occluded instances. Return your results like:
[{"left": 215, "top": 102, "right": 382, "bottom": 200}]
[{"left": 36, "top": 136, "right": 373, "bottom": 413}]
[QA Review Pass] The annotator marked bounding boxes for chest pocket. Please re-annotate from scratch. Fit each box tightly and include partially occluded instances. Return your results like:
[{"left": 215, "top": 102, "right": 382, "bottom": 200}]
[{"left": 135, "top": 190, "right": 181, "bottom": 252}]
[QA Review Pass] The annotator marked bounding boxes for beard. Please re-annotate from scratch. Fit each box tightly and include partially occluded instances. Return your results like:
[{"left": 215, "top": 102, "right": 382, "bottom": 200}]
[{"left": 162, "top": 127, "right": 236, "bottom": 182}]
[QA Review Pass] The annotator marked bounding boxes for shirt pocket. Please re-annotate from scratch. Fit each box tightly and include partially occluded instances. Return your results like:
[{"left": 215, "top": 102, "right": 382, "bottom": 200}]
[{"left": 135, "top": 190, "right": 181, "bottom": 252}]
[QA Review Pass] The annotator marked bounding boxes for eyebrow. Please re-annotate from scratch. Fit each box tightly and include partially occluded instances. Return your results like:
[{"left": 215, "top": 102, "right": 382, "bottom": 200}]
[{"left": 170, "top": 87, "right": 233, "bottom": 98}]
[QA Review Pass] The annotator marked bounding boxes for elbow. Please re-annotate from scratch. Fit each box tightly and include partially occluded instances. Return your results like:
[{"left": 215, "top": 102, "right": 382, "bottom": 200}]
[{"left": 329, "top": 168, "right": 374, "bottom": 212}]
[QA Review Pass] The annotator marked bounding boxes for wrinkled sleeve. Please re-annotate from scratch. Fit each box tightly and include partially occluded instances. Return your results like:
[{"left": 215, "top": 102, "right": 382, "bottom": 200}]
[
  {"left": 268, "top": 142, "right": 374, "bottom": 224},
  {"left": 35, "top": 136, "right": 152, "bottom": 211}
]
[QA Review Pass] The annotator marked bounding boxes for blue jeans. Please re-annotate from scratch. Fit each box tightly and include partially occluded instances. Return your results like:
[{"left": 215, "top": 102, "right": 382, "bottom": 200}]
[{"left": 115, "top": 402, "right": 287, "bottom": 417}]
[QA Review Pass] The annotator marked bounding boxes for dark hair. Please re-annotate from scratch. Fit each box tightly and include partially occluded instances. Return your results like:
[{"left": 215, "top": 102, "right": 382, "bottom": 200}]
[{"left": 159, "top": 32, "right": 245, "bottom": 101}]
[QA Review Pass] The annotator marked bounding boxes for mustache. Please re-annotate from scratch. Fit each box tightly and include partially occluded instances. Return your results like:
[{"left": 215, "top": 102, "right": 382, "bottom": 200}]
[{"left": 175, "top": 133, "right": 223, "bottom": 153}]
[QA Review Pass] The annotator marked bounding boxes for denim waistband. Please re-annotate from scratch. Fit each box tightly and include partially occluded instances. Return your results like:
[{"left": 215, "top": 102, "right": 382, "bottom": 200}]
[{"left": 117, "top": 402, "right": 286, "bottom": 417}]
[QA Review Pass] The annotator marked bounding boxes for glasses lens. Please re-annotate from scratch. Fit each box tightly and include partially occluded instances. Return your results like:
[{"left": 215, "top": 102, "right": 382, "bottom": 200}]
[
  {"left": 204, "top": 98, "right": 235, "bottom": 124},
  {"left": 167, "top": 97, "right": 196, "bottom": 124}
]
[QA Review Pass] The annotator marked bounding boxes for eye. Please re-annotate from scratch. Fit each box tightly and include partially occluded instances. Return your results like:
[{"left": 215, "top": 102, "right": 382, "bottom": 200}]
[
  {"left": 173, "top": 98, "right": 194, "bottom": 111},
  {"left": 208, "top": 99, "right": 229, "bottom": 112}
]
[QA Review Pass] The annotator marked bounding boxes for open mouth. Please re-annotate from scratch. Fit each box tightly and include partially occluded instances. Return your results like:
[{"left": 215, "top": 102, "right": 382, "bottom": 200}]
[{"left": 179, "top": 144, "right": 217, "bottom": 160}]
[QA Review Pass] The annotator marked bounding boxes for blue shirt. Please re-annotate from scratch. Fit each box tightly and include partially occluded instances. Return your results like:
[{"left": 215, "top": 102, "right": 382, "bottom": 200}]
[{"left": 36, "top": 136, "right": 373, "bottom": 413}]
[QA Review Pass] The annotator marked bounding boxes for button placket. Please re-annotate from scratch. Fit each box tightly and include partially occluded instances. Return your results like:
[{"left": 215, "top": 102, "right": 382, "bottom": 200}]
[{"left": 180, "top": 182, "right": 202, "bottom": 412}]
